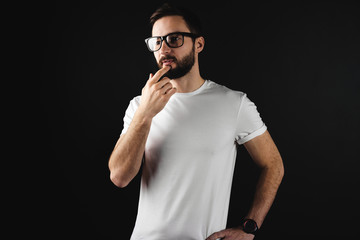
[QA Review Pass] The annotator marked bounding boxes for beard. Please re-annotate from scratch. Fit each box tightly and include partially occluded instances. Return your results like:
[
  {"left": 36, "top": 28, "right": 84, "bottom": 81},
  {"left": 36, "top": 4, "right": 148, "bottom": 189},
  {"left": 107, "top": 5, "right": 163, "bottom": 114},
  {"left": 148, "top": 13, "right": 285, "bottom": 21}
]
[{"left": 157, "top": 45, "right": 195, "bottom": 79}]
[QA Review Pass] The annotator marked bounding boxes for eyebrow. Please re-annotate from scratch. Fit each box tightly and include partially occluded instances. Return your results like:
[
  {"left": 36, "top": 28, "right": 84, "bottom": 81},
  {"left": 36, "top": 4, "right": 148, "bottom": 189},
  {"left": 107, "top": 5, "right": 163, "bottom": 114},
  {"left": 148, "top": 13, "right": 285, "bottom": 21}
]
[{"left": 151, "top": 31, "right": 192, "bottom": 37}]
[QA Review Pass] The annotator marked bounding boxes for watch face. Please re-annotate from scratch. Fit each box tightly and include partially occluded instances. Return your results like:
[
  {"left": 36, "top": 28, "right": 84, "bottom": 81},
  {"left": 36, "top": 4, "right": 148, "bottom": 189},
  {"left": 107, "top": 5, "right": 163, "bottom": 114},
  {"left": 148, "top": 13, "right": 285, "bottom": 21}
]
[{"left": 244, "top": 219, "right": 258, "bottom": 233}]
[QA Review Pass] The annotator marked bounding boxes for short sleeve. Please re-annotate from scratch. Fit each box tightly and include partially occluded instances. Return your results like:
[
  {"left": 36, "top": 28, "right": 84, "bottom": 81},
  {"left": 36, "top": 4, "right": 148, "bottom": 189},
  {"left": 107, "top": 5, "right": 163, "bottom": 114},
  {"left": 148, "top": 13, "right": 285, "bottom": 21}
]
[
  {"left": 120, "top": 96, "right": 141, "bottom": 136},
  {"left": 235, "top": 94, "right": 267, "bottom": 145}
]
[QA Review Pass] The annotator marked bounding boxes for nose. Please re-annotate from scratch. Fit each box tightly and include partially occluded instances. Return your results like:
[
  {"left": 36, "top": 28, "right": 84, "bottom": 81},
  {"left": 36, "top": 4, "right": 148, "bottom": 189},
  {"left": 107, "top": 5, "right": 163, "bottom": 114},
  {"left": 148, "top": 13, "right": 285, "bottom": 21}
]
[{"left": 159, "top": 39, "right": 171, "bottom": 54}]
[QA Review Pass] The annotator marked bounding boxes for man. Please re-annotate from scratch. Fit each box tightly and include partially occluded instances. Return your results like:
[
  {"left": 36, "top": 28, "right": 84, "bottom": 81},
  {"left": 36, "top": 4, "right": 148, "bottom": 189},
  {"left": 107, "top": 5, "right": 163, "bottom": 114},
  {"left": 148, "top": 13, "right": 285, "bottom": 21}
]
[{"left": 108, "top": 3, "right": 284, "bottom": 240}]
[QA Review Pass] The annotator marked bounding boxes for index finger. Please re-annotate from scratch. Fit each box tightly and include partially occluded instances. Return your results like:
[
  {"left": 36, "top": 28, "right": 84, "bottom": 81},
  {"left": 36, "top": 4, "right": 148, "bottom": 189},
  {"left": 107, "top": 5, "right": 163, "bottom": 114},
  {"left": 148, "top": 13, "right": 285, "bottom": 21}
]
[{"left": 150, "top": 66, "right": 171, "bottom": 83}]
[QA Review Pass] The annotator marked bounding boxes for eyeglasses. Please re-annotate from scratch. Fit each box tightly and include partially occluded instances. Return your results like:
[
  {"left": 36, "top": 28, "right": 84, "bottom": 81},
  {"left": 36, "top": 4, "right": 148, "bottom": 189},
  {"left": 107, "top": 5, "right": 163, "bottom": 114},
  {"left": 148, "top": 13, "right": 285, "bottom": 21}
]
[{"left": 145, "top": 32, "right": 199, "bottom": 52}]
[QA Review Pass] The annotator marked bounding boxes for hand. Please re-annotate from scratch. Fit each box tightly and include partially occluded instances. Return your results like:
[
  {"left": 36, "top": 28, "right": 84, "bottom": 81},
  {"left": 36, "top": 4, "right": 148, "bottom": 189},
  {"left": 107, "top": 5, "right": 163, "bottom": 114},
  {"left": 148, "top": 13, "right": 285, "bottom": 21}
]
[
  {"left": 206, "top": 227, "right": 255, "bottom": 240},
  {"left": 138, "top": 66, "right": 177, "bottom": 118}
]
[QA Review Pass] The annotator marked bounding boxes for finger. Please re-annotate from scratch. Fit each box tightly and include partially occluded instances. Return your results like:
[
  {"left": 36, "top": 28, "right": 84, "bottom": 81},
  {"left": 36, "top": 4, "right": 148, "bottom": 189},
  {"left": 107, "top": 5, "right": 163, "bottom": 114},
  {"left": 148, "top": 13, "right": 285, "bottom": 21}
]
[
  {"left": 154, "top": 77, "right": 171, "bottom": 90},
  {"left": 160, "top": 85, "right": 176, "bottom": 99},
  {"left": 148, "top": 73, "right": 153, "bottom": 79},
  {"left": 206, "top": 231, "right": 226, "bottom": 240},
  {"left": 159, "top": 82, "right": 172, "bottom": 93},
  {"left": 150, "top": 66, "right": 171, "bottom": 83},
  {"left": 163, "top": 87, "right": 177, "bottom": 98}
]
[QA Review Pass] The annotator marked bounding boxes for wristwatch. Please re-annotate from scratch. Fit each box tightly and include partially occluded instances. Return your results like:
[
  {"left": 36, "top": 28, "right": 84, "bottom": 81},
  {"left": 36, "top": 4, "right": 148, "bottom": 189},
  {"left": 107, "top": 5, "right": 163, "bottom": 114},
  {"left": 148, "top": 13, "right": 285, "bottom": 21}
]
[{"left": 240, "top": 218, "right": 259, "bottom": 235}]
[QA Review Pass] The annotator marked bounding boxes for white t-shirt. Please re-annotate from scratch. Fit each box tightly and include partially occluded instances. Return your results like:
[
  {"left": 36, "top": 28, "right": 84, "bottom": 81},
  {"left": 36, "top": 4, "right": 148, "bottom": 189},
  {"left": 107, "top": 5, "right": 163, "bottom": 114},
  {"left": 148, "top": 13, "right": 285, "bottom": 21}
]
[{"left": 121, "top": 80, "right": 267, "bottom": 240}]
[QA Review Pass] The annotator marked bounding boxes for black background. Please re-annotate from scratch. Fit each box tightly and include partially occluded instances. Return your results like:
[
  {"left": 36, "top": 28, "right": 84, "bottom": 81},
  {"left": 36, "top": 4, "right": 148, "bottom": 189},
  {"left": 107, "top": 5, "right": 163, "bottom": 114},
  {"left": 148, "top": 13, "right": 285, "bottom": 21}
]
[{"left": 28, "top": 0, "right": 360, "bottom": 239}]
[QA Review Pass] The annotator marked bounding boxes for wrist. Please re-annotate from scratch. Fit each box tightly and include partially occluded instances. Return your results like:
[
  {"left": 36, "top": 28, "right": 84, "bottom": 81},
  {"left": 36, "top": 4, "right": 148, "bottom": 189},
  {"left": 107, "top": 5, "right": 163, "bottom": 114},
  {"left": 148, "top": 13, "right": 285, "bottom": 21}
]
[
  {"left": 134, "top": 107, "right": 153, "bottom": 124},
  {"left": 239, "top": 218, "right": 259, "bottom": 235}
]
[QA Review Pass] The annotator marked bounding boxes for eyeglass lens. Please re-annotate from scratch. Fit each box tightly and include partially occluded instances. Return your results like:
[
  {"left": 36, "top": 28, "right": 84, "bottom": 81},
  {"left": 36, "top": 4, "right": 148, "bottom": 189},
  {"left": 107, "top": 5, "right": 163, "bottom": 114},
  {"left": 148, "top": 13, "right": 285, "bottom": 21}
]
[{"left": 147, "top": 33, "right": 184, "bottom": 52}]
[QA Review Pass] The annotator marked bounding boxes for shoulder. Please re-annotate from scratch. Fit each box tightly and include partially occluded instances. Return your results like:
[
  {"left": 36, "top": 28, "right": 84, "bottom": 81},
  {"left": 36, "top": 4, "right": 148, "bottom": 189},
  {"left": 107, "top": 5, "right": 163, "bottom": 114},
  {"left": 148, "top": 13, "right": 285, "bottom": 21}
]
[
  {"left": 205, "top": 80, "right": 247, "bottom": 103},
  {"left": 128, "top": 95, "right": 141, "bottom": 105},
  {"left": 125, "top": 95, "right": 141, "bottom": 112},
  {"left": 131, "top": 95, "right": 141, "bottom": 104}
]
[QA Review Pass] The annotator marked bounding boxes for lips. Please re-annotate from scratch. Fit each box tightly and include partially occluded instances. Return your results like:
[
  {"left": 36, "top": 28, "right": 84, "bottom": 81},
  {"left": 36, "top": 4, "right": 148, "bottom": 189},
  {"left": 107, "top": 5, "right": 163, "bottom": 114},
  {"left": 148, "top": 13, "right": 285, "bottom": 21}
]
[
  {"left": 160, "top": 57, "right": 176, "bottom": 66},
  {"left": 162, "top": 59, "right": 174, "bottom": 66}
]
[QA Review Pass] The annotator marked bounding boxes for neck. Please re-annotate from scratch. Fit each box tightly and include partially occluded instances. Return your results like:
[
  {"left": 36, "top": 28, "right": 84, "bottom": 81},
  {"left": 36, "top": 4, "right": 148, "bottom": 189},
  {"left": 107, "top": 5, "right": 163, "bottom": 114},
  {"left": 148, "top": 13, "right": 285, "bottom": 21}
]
[{"left": 170, "top": 64, "right": 205, "bottom": 93}]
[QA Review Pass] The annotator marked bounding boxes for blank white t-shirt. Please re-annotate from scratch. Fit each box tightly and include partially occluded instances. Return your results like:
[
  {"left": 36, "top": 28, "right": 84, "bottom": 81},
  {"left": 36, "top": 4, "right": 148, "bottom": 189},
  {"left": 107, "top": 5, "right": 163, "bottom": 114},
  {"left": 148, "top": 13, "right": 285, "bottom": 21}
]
[{"left": 121, "top": 80, "right": 267, "bottom": 240}]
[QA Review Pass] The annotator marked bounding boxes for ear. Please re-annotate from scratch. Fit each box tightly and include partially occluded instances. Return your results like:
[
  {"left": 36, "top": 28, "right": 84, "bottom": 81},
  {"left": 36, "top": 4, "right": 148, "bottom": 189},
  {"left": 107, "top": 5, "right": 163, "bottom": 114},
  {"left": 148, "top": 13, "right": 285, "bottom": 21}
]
[{"left": 195, "top": 36, "right": 205, "bottom": 53}]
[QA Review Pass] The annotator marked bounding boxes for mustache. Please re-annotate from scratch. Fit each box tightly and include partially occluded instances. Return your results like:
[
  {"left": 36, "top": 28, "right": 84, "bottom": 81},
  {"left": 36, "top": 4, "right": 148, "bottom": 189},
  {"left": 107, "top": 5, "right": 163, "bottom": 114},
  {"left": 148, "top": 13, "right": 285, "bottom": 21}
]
[{"left": 159, "top": 55, "right": 177, "bottom": 63}]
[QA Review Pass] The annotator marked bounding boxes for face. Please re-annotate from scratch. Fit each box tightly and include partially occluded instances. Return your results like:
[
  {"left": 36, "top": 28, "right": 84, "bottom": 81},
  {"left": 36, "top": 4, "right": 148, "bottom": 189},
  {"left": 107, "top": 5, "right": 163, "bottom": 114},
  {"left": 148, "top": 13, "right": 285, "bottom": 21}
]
[{"left": 152, "top": 16, "right": 197, "bottom": 79}]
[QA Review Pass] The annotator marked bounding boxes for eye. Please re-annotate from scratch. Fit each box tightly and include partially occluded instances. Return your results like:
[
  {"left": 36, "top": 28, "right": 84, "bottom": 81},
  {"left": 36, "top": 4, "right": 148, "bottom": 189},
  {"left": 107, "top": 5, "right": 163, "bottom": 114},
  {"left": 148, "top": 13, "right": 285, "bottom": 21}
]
[
  {"left": 155, "top": 38, "right": 162, "bottom": 46},
  {"left": 169, "top": 36, "right": 179, "bottom": 43},
  {"left": 167, "top": 34, "right": 182, "bottom": 44}
]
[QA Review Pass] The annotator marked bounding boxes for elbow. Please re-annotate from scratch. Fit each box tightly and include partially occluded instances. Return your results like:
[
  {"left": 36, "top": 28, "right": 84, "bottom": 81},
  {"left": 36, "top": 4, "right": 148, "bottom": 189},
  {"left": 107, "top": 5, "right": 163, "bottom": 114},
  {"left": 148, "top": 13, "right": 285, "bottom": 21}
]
[
  {"left": 110, "top": 170, "right": 131, "bottom": 188},
  {"left": 264, "top": 158, "right": 285, "bottom": 184},
  {"left": 277, "top": 159, "right": 285, "bottom": 183}
]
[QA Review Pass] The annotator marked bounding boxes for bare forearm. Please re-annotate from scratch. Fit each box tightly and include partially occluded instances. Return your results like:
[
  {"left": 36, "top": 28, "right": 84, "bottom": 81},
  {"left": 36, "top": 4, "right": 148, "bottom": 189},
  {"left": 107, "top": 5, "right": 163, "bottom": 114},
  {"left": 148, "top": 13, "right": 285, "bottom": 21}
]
[
  {"left": 206, "top": 160, "right": 283, "bottom": 240},
  {"left": 246, "top": 162, "right": 284, "bottom": 227},
  {"left": 109, "top": 67, "right": 175, "bottom": 188},
  {"left": 108, "top": 110, "right": 152, "bottom": 187}
]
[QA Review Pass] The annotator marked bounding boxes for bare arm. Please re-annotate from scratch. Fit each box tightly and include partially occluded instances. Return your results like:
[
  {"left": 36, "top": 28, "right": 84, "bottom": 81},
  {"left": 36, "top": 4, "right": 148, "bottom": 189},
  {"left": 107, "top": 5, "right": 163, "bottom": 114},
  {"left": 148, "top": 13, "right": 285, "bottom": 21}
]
[
  {"left": 108, "top": 66, "right": 176, "bottom": 188},
  {"left": 108, "top": 111, "right": 152, "bottom": 188},
  {"left": 243, "top": 130, "right": 284, "bottom": 227},
  {"left": 206, "top": 130, "right": 284, "bottom": 240}
]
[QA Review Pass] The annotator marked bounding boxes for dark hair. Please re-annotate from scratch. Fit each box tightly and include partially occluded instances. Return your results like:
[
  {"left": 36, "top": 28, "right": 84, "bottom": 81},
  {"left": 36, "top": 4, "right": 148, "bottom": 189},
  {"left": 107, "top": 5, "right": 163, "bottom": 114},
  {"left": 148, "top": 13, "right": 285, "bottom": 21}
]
[{"left": 150, "top": 3, "right": 203, "bottom": 36}]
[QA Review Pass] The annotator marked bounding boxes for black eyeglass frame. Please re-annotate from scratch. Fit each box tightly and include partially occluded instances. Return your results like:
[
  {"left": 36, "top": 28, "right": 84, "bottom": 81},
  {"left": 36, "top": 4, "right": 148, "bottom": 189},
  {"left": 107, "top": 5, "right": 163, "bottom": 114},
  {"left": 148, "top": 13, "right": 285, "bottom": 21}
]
[{"left": 145, "top": 32, "right": 200, "bottom": 52}]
